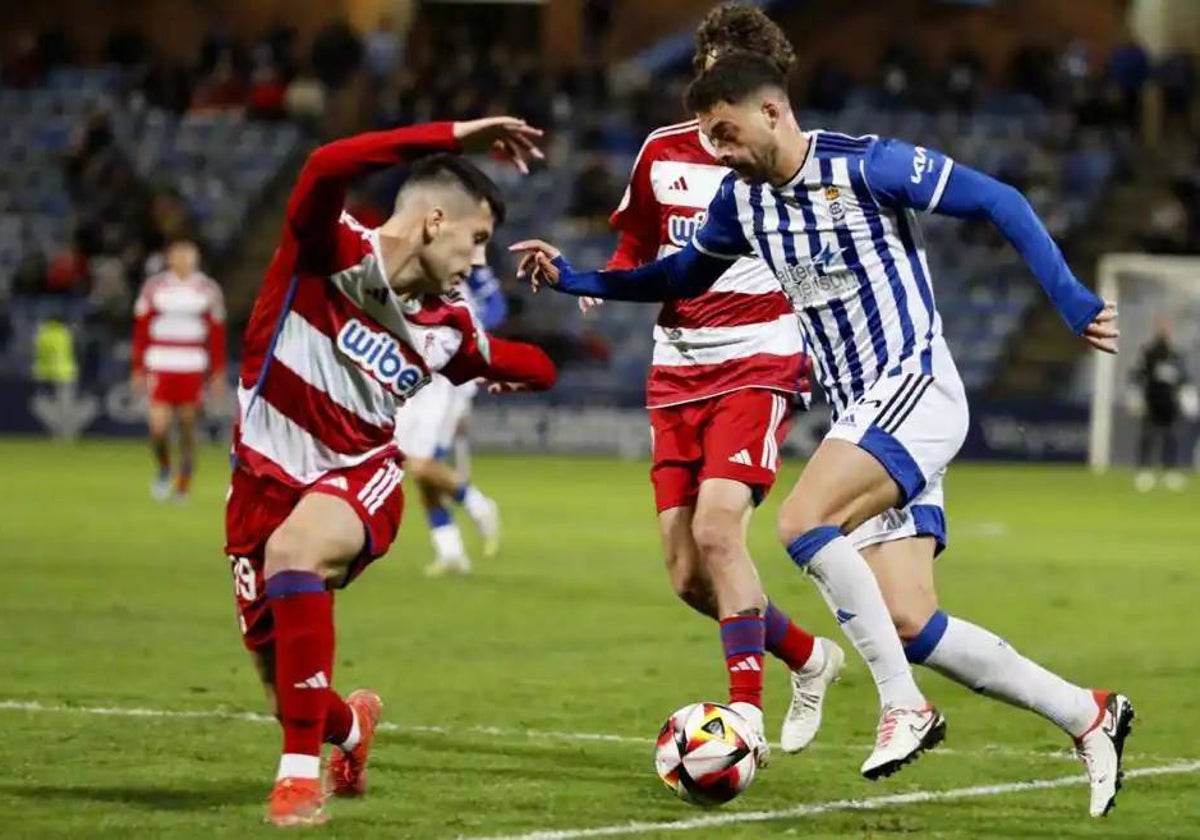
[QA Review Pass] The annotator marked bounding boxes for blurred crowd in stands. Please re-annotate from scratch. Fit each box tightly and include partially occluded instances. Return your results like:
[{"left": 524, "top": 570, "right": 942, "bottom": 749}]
[{"left": 1, "top": 9, "right": 1199, "bottom": 396}]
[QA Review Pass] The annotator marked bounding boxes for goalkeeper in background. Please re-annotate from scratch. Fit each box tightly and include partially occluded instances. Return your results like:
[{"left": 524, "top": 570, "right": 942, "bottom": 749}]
[{"left": 1129, "top": 317, "right": 1197, "bottom": 491}]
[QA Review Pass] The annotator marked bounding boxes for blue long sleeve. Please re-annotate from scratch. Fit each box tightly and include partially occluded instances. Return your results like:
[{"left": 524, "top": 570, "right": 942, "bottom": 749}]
[
  {"left": 933, "top": 164, "right": 1103, "bottom": 334},
  {"left": 550, "top": 243, "right": 730, "bottom": 302}
]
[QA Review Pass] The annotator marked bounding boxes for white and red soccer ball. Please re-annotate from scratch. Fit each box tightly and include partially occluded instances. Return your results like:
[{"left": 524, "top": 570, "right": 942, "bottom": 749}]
[{"left": 654, "top": 702, "right": 758, "bottom": 806}]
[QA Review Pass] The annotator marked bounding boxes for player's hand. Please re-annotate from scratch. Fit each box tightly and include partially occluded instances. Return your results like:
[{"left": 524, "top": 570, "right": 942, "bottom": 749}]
[
  {"left": 578, "top": 297, "right": 603, "bottom": 314},
  {"left": 453, "top": 117, "right": 545, "bottom": 175},
  {"left": 484, "top": 381, "right": 533, "bottom": 395},
  {"left": 510, "top": 239, "right": 563, "bottom": 292},
  {"left": 1082, "top": 301, "right": 1118, "bottom": 354}
]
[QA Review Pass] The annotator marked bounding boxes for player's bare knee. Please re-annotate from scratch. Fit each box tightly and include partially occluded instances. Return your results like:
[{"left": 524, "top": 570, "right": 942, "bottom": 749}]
[
  {"left": 690, "top": 511, "right": 741, "bottom": 568},
  {"left": 887, "top": 598, "right": 939, "bottom": 643},
  {"left": 263, "top": 527, "right": 321, "bottom": 577}
]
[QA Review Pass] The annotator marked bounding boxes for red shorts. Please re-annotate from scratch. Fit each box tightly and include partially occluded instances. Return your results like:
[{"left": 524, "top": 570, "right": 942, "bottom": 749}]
[
  {"left": 650, "top": 389, "right": 793, "bottom": 512},
  {"left": 148, "top": 371, "right": 205, "bottom": 406},
  {"left": 223, "top": 456, "right": 405, "bottom": 652}
]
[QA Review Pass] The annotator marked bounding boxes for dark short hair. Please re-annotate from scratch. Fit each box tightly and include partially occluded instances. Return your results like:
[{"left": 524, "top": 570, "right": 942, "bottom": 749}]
[
  {"left": 401, "top": 153, "right": 507, "bottom": 226},
  {"left": 685, "top": 50, "right": 788, "bottom": 114},
  {"left": 693, "top": 3, "right": 795, "bottom": 76}
]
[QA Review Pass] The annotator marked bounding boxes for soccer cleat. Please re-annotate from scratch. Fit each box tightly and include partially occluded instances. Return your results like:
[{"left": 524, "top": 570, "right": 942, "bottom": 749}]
[
  {"left": 150, "top": 475, "right": 171, "bottom": 501},
  {"left": 424, "top": 554, "right": 472, "bottom": 577},
  {"left": 474, "top": 496, "right": 502, "bottom": 559},
  {"left": 780, "top": 637, "right": 845, "bottom": 753},
  {"left": 729, "top": 701, "right": 770, "bottom": 769},
  {"left": 860, "top": 703, "right": 946, "bottom": 780},
  {"left": 1163, "top": 471, "right": 1188, "bottom": 492},
  {"left": 266, "top": 777, "right": 326, "bottom": 827},
  {"left": 327, "top": 689, "right": 383, "bottom": 798},
  {"left": 1133, "top": 470, "right": 1157, "bottom": 492},
  {"left": 1075, "top": 691, "right": 1135, "bottom": 817}
]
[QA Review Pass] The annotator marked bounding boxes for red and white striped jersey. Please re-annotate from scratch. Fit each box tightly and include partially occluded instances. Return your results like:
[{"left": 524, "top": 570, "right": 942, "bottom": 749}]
[
  {"left": 132, "top": 271, "right": 226, "bottom": 375},
  {"left": 234, "top": 122, "right": 555, "bottom": 487},
  {"left": 609, "top": 120, "right": 807, "bottom": 408}
]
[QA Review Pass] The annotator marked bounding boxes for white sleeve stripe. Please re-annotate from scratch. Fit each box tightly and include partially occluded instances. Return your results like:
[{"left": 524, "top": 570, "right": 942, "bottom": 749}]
[
  {"left": 692, "top": 238, "right": 742, "bottom": 261},
  {"left": 926, "top": 158, "right": 954, "bottom": 213}
]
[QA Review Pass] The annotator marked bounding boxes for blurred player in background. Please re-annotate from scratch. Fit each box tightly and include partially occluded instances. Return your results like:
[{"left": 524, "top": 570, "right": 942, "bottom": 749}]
[
  {"left": 582, "top": 4, "right": 844, "bottom": 765},
  {"left": 1130, "top": 316, "right": 1197, "bottom": 491},
  {"left": 394, "top": 259, "right": 507, "bottom": 576},
  {"left": 225, "top": 116, "right": 552, "bottom": 827},
  {"left": 514, "top": 50, "right": 1133, "bottom": 808},
  {"left": 131, "top": 237, "right": 226, "bottom": 502}
]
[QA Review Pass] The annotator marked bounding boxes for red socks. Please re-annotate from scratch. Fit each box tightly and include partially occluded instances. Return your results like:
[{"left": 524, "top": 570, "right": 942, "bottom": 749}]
[
  {"left": 764, "top": 600, "right": 816, "bottom": 671},
  {"left": 719, "top": 614, "right": 765, "bottom": 708},
  {"left": 324, "top": 691, "right": 354, "bottom": 746},
  {"left": 266, "top": 571, "right": 334, "bottom": 768}
]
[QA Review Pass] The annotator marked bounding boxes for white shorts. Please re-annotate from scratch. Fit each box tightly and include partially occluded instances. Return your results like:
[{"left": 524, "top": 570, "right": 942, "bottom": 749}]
[
  {"left": 850, "top": 471, "right": 948, "bottom": 555},
  {"left": 828, "top": 367, "right": 968, "bottom": 554},
  {"left": 395, "top": 376, "right": 458, "bottom": 460}
]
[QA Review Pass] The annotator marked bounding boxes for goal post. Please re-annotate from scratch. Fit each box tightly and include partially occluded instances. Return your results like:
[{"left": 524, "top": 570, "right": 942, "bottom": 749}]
[{"left": 1090, "top": 253, "right": 1200, "bottom": 473}]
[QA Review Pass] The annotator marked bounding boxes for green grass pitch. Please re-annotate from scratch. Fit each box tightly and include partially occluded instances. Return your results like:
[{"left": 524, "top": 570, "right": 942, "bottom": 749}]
[{"left": 1, "top": 437, "right": 1197, "bottom": 838}]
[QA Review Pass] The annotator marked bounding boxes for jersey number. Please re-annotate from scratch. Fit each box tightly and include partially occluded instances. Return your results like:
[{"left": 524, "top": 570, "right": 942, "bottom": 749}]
[{"left": 230, "top": 556, "right": 257, "bottom": 602}]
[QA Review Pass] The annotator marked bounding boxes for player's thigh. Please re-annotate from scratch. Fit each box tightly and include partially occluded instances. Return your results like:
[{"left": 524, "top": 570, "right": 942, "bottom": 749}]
[
  {"left": 777, "top": 438, "right": 902, "bottom": 541},
  {"left": 147, "top": 400, "right": 173, "bottom": 437},
  {"left": 861, "top": 537, "right": 939, "bottom": 641},
  {"left": 264, "top": 492, "right": 366, "bottom": 580}
]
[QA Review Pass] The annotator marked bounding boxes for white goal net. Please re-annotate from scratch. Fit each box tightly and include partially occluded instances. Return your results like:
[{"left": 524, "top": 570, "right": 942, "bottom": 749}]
[{"left": 1089, "top": 253, "right": 1200, "bottom": 472}]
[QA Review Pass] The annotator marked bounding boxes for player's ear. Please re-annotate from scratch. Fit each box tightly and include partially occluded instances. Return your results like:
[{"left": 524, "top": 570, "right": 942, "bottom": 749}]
[
  {"left": 423, "top": 207, "right": 445, "bottom": 243},
  {"left": 762, "top": 97, "right": 780, "bottom": 129}
]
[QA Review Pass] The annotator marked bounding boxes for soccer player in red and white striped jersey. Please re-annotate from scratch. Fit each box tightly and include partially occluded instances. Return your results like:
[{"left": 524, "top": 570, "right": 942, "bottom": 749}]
[
  {"left": 224, "top": 116, "right": 552, "bottom": 826},
  {"left": 590, "top": 5, "right": 843, "bottom": 762},
  {"left": 131, "top": 238, "right": 226, "bottom": 502}
]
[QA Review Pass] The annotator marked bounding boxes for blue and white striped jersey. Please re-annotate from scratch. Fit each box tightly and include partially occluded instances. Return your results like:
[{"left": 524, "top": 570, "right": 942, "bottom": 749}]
[{"left": 694, "top": 131, "right": 958, "bottom": 417}]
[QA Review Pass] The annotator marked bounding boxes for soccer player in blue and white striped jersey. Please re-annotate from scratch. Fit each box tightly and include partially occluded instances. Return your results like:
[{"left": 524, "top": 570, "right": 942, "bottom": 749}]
[{"left": 513, "top": 51, "right": 1132, "bottom": 809}]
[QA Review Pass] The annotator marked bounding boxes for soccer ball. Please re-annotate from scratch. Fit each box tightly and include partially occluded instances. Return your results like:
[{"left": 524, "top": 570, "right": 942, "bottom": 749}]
[{"left": 654, "top": 702, "right": 758, "bottom": 806}]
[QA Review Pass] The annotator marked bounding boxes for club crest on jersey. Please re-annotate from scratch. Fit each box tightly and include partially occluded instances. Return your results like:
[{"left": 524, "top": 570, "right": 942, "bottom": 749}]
[
  {"left": 667, "top": 211, "right": 706, "bottom": 248},
  {"left": 824, "top": 185, "right": 847, "bottom": 224},
  {"left": 336, "top": 318, "right": 429, "bottom": 397}
]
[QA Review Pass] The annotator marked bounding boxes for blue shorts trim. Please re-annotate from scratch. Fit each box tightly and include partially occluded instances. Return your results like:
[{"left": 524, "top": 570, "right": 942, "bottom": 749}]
[
  {"left": 910, "top": 504, "right": 947, "bottom": 556},
  {"left": 858, "top": 425, "right": 927, "bottom": 506}
]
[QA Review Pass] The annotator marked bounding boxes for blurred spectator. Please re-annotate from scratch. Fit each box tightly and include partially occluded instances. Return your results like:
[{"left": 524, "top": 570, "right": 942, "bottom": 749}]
[
  {"left": 1158, "top": 49, "right": 1196, "bottom": 140},
  {"left": 364, "top": 16, "right": 403, "bottom": 83},
  {"left": 1011, "top": 41, "right": 1057, "bottom": 105},
  {"left": 284, "top": 69, "right": 328, "bottom": 133},
  {"left": 944, "top": 46, "right": 983, "bottom": 112},
  {"left": 569, "top": 154, "right": 620, "bottom": 224},
  {"left": 248, "top": 62, "right": 288, "bottom": 120},
  {"left": 805, "top": 60, "right": 851, "bottom": 113},
  {"left": 1106, "top": 37, "right": 1151, "bottom": 131},
  {"left": 1138, "top": 187, "right": 1190, "bottom": 254},
  {"left": 45, "top": 231, "right": 91, "bottom": 297},
  {"left": 4, "top": 30, "right": 46, "bottom": 88},
  {"left": 190, "top": 52, "right": 246, "bottom": 113},
  {"left": 311, "top": 20, "right": 363, "bottom": 90}
]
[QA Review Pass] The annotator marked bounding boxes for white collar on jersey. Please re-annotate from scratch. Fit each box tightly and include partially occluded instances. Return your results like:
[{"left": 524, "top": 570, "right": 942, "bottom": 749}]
[
  {"left": 776, "top": 130, "right": 820, "bottom": 190},
  {"left": 696, "top": 123, "right": 717, "bottom": 158}
]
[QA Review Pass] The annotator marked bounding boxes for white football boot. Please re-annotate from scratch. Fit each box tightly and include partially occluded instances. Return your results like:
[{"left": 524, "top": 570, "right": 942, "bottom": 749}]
[
  {"left": 860, "top": 703, "right": 946, "bottom": 780},
  {"left": 1075, "top": 692, "right": 1135, "bottom": 817},
  {"left": 150, "top": 474, "right": 171, "bottom": 501},
  {"left": 473, "top": 496, "right": 502, "bottom": 559},
  {"left": 424, "top": 553, "right": 472, "bottom": 577},
  {"left": 729, "top": 701, "right": 770, "bottom": 769},
  {"left": 780, "top": 637, "right": 845, "bottom": 753}
]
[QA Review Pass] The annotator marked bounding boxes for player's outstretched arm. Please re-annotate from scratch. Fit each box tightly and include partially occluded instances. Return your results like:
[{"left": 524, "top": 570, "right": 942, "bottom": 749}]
[
  {"left": 287, "top": 117, "right": 543, "bottom": 269},
  {"left": 509, "top": 240, "right": 727, "bottom": 302},
  {"left": 865, "top": 140, "right": 1116, "bottom": 354}
]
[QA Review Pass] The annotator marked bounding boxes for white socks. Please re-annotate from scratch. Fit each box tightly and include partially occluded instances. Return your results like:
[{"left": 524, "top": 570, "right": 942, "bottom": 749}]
[
  {"left": 914, "top": 612, "right": 1100, "bottom": 737},
  {"left": 277, "top": 753, "right": 320, "bottom": 780},
  {"left": 431, "top": 522, "right": 466, "bottom": 561},
  {"left": 459, "top": 485, "right": 492, "bottom": 522},
  {"left": 789, "top": 529, "right": 926, "bottom": 709}
]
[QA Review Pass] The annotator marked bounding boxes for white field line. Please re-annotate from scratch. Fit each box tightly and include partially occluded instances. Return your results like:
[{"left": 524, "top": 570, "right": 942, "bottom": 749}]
[
  {"left": 0, "top": 699, "right": 1183, "bottom": 766},
  {"left": 460, "top": 761, "right": 1200, "bottom": 840}
]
